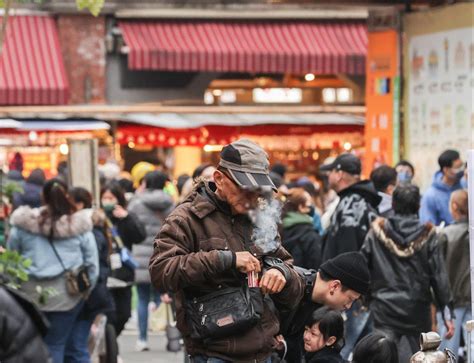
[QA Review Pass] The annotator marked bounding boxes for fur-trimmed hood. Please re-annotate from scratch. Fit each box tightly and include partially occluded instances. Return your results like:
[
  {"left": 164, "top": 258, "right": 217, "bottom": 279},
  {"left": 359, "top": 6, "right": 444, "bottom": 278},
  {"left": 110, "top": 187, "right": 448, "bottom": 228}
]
[
  {"left": 372, "top": 216, "right": 436, "bottom": 257},
  {"left": 10, "top": 206, "right": 93, "bottom": 239}
]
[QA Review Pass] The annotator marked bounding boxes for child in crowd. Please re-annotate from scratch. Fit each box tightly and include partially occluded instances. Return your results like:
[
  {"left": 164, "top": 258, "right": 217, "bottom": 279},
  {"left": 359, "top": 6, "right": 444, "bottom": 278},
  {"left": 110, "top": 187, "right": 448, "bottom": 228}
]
[
  {"left": 352, "top": 333, "right": 398, "bottom": 363},
  {"left": 303, "top": 307, "right": 345, "bottom": 363}
]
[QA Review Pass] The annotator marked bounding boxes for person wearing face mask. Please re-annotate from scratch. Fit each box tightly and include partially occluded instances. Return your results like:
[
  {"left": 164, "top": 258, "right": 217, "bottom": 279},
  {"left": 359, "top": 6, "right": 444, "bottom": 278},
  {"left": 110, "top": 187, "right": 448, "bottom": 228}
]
[
  {"left": 395, "top": 160, "right": 415, "bottom": 185},
  {"left": 420, "top": 149, "right": 464, "bottom": 226},
  {"left": 370, "top": 165, "right": 397, "bottom": 217},
  {"left": 280, "top": 188, "right": 323, "bottom": 270},
  {"left": 100, "top": 182, "right": 146, "bottom": 338}
]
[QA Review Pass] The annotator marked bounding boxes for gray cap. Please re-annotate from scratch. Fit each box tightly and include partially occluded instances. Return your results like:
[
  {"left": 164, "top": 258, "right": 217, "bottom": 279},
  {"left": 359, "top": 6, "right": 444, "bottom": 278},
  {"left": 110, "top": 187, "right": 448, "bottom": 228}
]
[{"left": 219, "top": 139, "right": 277, "bottom": 192}]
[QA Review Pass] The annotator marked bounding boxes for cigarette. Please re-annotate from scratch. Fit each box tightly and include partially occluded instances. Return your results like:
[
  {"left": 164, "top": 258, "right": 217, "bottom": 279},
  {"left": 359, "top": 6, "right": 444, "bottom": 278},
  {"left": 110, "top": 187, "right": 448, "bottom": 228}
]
[{"left": 247, "top": 271, "right": 259, "bottom": 287}]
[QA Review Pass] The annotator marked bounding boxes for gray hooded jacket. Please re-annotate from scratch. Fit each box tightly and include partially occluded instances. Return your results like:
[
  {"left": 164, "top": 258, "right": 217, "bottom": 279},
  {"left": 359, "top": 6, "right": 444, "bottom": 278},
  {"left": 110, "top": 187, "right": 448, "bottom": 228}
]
[{"left": 128, "top": 190, "right": 174, "bottom": 284}]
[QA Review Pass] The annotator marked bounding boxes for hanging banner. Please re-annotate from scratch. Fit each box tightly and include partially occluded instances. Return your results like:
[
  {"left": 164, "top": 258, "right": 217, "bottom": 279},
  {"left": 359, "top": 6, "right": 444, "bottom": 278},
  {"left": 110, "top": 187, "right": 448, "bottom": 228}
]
[
  {"left": 404, "top": 3, "right": 474, "bottom": 190},
  {"left": 364, "top": 29, "right": 400, "bottom": 176}
]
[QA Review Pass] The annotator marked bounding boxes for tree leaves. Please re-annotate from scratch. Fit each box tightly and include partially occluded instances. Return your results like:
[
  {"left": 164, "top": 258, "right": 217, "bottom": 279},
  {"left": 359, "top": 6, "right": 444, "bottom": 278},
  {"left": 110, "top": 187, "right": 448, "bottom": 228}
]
[
  {"left": 0, "top": 249, "right": 32, "bottom": 288},
  {"left": 0, "top": 0, "right": 105, "bottom": 17},
  {"left": 75, "top": 0, "right": 105, "bottom": 17}
]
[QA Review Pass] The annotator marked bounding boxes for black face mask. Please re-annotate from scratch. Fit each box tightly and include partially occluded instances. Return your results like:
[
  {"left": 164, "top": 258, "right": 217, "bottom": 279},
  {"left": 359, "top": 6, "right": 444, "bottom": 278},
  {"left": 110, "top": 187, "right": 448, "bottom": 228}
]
[{"left": 307, "top": 206, "right": 315, "bottom": 218}]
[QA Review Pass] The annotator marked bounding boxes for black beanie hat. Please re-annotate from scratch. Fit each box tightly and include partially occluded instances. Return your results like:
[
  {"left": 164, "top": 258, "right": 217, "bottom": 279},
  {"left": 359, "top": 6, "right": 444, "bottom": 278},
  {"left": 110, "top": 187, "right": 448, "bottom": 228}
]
[{"left": 319, "top": 252, "right": 370, "bottom": 295}]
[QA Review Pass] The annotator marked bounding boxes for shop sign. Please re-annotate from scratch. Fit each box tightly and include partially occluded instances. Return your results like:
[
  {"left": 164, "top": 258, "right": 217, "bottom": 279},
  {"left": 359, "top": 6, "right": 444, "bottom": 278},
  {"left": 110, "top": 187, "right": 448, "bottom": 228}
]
[
  {"left": 252, "top": 88, "right": 302, "bottom": 103},
  {"left": 364, "top": 29, "right": 400, "bottom": 176}
]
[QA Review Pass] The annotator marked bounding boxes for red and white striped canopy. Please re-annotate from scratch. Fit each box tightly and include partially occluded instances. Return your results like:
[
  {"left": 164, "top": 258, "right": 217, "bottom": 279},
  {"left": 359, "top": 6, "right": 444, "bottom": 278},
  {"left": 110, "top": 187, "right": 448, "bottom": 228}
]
[
  {"left": 119, "top": 20, "right": 367, "bottom": 75},
  {"left": 0, "top": 16, "right": 69, "bottom": 105}
]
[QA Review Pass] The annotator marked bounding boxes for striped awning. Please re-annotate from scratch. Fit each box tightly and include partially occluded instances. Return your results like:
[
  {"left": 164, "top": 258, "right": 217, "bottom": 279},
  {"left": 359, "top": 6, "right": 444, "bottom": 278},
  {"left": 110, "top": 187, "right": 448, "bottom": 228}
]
[
  {"left": 119, "top": 20, "right": 367, "bottom": 74},
  {"left": 0, "top": 16, "right": 69, "bottom": 105}
]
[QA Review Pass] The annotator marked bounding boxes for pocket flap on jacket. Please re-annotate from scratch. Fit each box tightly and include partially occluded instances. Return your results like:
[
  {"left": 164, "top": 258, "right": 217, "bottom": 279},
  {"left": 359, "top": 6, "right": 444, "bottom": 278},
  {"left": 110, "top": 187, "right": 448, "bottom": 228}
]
[{"left": 199, "top": 238, "right": 228, "bottom": 251}]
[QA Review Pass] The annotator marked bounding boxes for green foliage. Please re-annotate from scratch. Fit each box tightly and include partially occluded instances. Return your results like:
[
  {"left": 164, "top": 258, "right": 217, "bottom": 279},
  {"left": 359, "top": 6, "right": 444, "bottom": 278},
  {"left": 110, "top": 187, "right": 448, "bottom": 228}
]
[
  {"left": 0, "top": 249, "right": 57, "bottom": 305},
  {"left": 36, "top": 285, "right": 59, "bottom": 305},
  {"left": 2, "top": 182, "right": 23, "bottom": 202},
  {"left": 0, "top": 0, "right": 105, "bottom": 16},
  {"left": 0, "top": 248, "right": 31, "bottom": 289},
  {"left": 0, "top": 0, "right": 43, "bottom": 7},
  {"left": 75, "top": 0, "right": 105, "bottom": 16}
]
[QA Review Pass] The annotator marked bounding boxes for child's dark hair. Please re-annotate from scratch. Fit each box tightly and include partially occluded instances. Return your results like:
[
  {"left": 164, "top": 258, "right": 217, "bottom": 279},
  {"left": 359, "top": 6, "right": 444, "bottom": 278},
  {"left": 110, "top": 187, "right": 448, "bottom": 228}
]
[
  {"left": 70, "top": 187, "right": 93, "bottom": 209},
  {"left": 305, "top": 306, "right": 344, "bottom": 352},
  {"left": 352, "top": 333, "right": 398, "bottom": 363}
]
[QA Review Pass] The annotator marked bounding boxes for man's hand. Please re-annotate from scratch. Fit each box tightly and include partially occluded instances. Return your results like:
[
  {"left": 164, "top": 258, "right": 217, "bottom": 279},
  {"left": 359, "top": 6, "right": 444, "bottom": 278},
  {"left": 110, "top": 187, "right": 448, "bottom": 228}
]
[
  {"left": 260, "top": 268, "right": 286, "bottom": 294},
  {"left": 444, "top": 319, "right": 455, "bottom": 339},
  {"left": 273, "top": 334, "right": 286, "bottom": 351},
  {"left": 235, "top": 251, "right": 261, "bottom": 273}
]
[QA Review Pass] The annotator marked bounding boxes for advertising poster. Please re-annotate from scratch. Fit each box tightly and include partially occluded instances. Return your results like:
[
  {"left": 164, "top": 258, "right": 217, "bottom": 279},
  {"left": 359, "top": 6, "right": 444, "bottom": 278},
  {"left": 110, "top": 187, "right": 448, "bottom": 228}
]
[{"left": 404, "top": 3, "right": 474, "bottom": 190}]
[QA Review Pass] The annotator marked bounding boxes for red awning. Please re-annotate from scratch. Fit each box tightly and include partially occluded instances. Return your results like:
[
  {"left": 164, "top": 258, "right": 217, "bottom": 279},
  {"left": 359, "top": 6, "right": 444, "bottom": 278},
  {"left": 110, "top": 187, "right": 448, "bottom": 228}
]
[
  {"left": 119, "top": 20, "right": 367, "bottom": 74},
  {"left": 0, "top": 16, "right": 69, "bottom": 105}
]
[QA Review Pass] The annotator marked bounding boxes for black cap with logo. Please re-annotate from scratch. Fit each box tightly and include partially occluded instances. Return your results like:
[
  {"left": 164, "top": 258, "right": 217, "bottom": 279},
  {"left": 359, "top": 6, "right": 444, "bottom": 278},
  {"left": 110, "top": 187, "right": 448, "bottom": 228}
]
[{"left": 319, "top": 153, "right": 361, "bottom": 175}]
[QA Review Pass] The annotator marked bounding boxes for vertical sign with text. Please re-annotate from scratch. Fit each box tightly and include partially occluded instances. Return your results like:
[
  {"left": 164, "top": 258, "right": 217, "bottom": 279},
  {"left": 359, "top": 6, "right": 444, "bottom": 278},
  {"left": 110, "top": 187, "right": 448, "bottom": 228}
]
[{"left": 364, "top": 30, "right": 400, "bottom": 176}]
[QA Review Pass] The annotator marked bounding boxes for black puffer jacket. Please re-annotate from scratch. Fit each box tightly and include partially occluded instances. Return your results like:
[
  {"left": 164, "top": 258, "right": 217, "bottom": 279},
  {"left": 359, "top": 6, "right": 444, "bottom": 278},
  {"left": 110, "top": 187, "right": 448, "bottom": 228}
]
[
  {"left": 81, "top": 210, "right": 115, "bottom": 319},
  {"left": 322, "top": 180, "right": 380, "bottom": 261},
  {"left": 361, "top": 215, "right": 454, "bottom": 335},
  {"left": 0, "top": 284, "right": 51, "bottom": 362},
  {"left": 305, "top": 347, "right": 344, "bottom": 363},
  {"left": 107, "top": 211, "right": 146, "bottom": 282},
  {"left": 281, "top": 212, "right": 322, "bottom": 270},
  {"left": 276, "top": 268, "right": 322, "bottom": 363}
]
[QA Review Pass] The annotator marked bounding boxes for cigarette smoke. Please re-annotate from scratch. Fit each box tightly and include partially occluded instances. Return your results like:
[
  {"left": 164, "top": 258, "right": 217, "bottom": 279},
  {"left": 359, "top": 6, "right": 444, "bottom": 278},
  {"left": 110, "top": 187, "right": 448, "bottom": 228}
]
[{"left": 251, "top": 197, "right": 282, "bottom": 254}]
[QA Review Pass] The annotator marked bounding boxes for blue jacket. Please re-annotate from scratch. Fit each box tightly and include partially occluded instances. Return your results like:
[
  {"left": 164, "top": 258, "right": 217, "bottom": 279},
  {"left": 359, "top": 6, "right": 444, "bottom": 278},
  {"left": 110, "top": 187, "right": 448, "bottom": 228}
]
[
  {"left": 7, "top": 206, "right": 99, "bottom": 286},
  {"left": 420, "top": 171, "right": 462, "bottom": 226}
]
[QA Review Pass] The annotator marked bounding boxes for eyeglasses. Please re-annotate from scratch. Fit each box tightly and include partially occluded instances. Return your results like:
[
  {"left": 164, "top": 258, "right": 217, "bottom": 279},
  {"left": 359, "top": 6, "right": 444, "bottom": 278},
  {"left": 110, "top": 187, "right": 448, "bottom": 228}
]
[
  {"left": 219, "top": 169, "right": 239, "bottom": 187},
  {"left": 219, "top": 169, "right": 261, "bottom": 196}
]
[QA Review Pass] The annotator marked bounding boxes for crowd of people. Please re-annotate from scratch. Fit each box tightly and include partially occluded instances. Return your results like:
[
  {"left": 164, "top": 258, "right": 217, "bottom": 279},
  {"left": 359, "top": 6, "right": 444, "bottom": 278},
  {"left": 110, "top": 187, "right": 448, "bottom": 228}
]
[{"left": 0, "top": 140, "right": 470, "bottom": 363}]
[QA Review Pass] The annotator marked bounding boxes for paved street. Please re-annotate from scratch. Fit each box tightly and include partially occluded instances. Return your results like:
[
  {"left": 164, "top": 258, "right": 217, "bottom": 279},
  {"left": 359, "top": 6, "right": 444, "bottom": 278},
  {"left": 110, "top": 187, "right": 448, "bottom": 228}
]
[{"left": 118, "top": 330, "right": 185, "bottom": 363}]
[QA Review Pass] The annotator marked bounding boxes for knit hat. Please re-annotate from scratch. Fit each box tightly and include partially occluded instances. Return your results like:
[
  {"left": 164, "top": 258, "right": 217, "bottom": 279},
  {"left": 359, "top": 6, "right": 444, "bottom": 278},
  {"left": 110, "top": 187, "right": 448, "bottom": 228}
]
[{"left": 319, "top": 252, "right": 370, "bottom": 295}]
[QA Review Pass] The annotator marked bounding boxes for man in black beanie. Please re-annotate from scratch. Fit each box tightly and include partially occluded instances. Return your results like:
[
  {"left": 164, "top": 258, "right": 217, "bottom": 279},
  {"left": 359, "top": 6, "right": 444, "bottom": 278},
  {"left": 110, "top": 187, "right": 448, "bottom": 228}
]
[{"left": 274, "top": 251, "right": 370, "bottom": 362}]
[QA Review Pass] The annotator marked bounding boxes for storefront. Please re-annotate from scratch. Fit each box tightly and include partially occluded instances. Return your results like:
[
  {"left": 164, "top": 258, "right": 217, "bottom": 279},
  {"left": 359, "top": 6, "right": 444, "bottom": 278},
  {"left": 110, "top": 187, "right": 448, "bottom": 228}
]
[
  {"left": 116, "top": 111, "right": 364, "bottom": 178},
  {"left": 0, "top": 120, "right": 111, "bottom": 178}
]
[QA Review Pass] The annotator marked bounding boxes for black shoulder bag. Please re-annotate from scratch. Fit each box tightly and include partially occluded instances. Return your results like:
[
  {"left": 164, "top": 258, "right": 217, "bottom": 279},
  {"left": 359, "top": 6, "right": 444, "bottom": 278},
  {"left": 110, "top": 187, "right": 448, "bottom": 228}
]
[
  {"left": 48, "top": 237, "right": 91, "bottom": 296},
  {"left": 184, "top": 216, "right": 264, "bottom": 341},
  {"left": 185, "top": 284, "right": 263, "bottom": 341}
]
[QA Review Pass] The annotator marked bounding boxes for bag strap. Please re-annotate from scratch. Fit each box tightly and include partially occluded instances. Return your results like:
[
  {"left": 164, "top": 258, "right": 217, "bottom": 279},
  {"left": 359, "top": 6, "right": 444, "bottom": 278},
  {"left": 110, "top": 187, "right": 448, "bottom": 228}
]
[
  {"left": 47, "top": 226, "right": 68, "bottom": 273},
  {"left": 105, "top": 217, "right": 125, "bottom": 249}
]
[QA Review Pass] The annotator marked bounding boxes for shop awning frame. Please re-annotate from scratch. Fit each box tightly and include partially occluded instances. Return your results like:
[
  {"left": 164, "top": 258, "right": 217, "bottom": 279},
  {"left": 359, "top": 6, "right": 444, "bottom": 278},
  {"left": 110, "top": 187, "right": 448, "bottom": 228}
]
[
  {"left": 0, "top": 119, "right": 110, "bottom": 131},
  {"left": 122, "top": 112, "right": 364, "bottom": 129},
  {"left": 0, "top": 16, "right": 70, "bottom": 105},
  {"left": 119, "top": 20, "right": 368, "bottom": 75}
]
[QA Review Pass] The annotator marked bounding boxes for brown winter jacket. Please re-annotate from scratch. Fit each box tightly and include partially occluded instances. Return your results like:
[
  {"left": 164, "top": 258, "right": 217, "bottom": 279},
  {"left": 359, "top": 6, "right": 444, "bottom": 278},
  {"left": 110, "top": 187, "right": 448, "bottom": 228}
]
[{"left": 149, "top": 181, "right": 301, "bottom": 362}]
